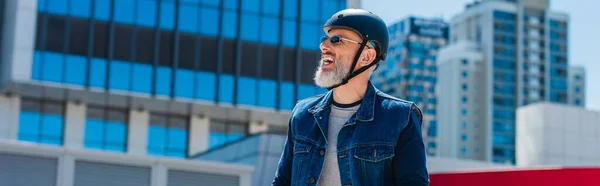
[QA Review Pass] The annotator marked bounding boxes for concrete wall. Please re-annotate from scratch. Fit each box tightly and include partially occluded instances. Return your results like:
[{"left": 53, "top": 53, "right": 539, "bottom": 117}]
[
  {"left": 517, "top": 102, "right": 600, "bottom": 166},
  {"left": 0, "top": 94, "right": 20, "bottom": 140},
  {"left": 0, "top": 140, "right": 253, "bottom": 186},
  {"left": 0, "top": 0, "right": 35, "bottom": 85}
]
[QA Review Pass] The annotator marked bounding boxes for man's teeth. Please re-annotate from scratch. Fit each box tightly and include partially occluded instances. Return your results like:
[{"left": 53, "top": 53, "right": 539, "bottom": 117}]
[{"left": 323, "top": 58, "right": 334, "bottom": 64}]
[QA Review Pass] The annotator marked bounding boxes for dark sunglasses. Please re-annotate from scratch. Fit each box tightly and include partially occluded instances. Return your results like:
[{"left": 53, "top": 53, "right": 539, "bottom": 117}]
[{"left": 320, "top": 35, "right": 373, "bottom": 48}]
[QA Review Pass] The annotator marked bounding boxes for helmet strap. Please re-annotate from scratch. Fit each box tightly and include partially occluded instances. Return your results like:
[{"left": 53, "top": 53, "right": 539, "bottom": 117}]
[{"left": 326, "top": 40, "right": 379, "bottom": 90}]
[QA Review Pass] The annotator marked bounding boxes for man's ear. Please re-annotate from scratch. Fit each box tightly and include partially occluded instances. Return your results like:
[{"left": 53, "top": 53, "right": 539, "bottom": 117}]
[{"left": 360, "top": 49, "right": 377, "bottom": 66}]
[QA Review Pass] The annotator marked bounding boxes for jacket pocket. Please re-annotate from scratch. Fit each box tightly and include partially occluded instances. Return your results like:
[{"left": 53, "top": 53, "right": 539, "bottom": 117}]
[
  {"left": 353, "top": 144, "right": 395, "bottom": 162},
  {"left": 293, "top": 138, "right": 313, "bottom": 154}
]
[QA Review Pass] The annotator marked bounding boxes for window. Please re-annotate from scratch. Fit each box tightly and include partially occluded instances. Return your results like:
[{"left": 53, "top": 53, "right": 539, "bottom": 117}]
[
  {"left": 219, "top": 74, "right": 235, "bottom": 103},
  {"left": 241, "top": 0, "right": 260, "bottom": 13},
  {"left": 241, "top": 42, "right": 258, "bottom": 77},
  {"left": 222, "top": 39, "right": 237, "bottom": 75},
  {"left": 84, "top": 106, "right": 128, "bottom": 152},
  {"left": 222, "top": 10, "right": 238, "bottom": 39},
  {"left": 71, "top": 0, "right": 92, "bottom": 17},
  {"left": 283, "top": 20, "right": 297, "bottom": 47},
  {"left": 159, "top": 0, "right": 175, "bottom": 30},
  {"left": 178, "top": 33, "right": 197, "bottom": 70},
  {"left": 94, "top": 0, "right": 111, "bottom": 21},
  {"left": 261, "top": 44, "right": 279, "bottom": 80},
  {"left": 114, "top": 0, "right": 134, "bottom": 24},
  {"left": 109, "top": 60, "right": 132, "bottom": 91},
  {"left": 209, "top": 120, "right": 248, "bottom": 149},
  {"left": 64, "top": 55, "right": 87, "bottom": 86},
  {"left": 178, "top": 4, "right": 198, "bottom": 33},
  {"left": 258, "top": 78, "right": 277, "bottom": 108},
  {"left": 301, "top": 0, "right": 318, "bottom": 22},
  {"left": 224, "top": 0, "right": 238, "bottom": 10},
  {"left": 240, "top": 13, "right": 260, "bottom": 42},
  {"left": 299, "top": 23, "right": 318, "bottom": 50},
  {"left": 89, "top": 58, "right": 107, "bottom": 88},
  {"left": 261, "top": 17, "right": 280, "bottom": 44},
  {"left": 262, "top": 0, "right": 280, "bottom": 16},
  {"left": 137, "top": 0, "right": 157, "bottom": 27},
  {"left": 199, "top": 7, "right": 219, "bottom": 36},
  {"left": 47, "top": 0, "right": 68, "bottom": 15},
  {"left": 283, "top": 48, "right": 297, "bottom": 82},
  {"left": 199, "top": 36, "right": 218, "bottom": 72},
  {"left": 238, "top": 76, "right": 257, "bottom": 106},
  {"left": 68, "top": 18, "right": 89, "bottom": 56},
  {"left": 93, "top": 21, "right": 109, "bottom": 58},
  {"left": 280, "top": 82, "right": 295, "bottom": 110},
  {"left": 148, "top": 113, "right": 189, "bottom": 158},
  {"left": 320, "top": 0, "right": 337, "bottom": 22},
  {"left": 283, "top": 0, "right": 297, "bottom": 19},
  {"left": 135, "top": 27, "right": 155, "bottom": 63},
  {"left": 159, "top": 31, "right": 174, "bottom": 66},
  {"left": 18, "top": 98, "right": 64, "bottom": 146},
  {"left": 45, "top": 15, "right": 66, "bottom": 53},
  {"left": 113, "top": 25, "right": 134, "bottom": 61},
  {"left": 301, "top": 50, "right": 319, "bottom": 84}
]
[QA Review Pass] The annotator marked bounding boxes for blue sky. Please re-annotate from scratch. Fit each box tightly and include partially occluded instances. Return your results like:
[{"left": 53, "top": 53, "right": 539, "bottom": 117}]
[{"left": 363, "top": 0, "right": 599, "bottom": 111}]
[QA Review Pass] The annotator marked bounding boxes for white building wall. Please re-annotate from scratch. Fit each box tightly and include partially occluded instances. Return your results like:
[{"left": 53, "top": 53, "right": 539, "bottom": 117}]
[
  {"left": 568, "top": 66, "right": 586, "bottom": 107},
  {"left": 189, "top": 115, "right": 210, "bottom": 156},
  {"left": 437, "top": 41, "right": 487, "bottom": 161},
  {"left": 64, "top": 101, "right": 85, "bottom": 149},
  {"left": 128, "top": 109, "right": 150, "bottom": 156},
  {"left": 0, "top": 94, "right": 20, "bottom": 140},
  {"left": 0, "top": 0, "right": 35, "bottom": 84},
  {"left": 516, "top": 102, "right": 600, "bottom": 166}
]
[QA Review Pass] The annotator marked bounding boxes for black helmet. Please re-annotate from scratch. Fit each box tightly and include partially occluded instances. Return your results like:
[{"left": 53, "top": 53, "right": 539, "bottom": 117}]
[{"left": 321, "top": 9, "right": 389, "bottom": 89}]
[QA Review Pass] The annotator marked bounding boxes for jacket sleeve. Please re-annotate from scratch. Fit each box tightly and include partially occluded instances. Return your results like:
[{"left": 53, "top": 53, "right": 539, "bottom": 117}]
[
  {"left": 392, "top": 104, "right": 430, "bottom": 186},
  {"left": 272, "top": 114, "right": 295, "bottom": 186}
]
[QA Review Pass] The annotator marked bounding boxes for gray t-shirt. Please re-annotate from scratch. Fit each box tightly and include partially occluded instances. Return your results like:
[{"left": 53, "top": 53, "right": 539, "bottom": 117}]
[{"left": 318, "top": 104, "right": 360, "bottom": 186}]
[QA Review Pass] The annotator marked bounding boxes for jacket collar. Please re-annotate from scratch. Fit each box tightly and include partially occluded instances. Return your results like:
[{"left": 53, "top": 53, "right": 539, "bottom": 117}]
[{"left": 308, "top": 81, "right": 376, "bottom": 122}]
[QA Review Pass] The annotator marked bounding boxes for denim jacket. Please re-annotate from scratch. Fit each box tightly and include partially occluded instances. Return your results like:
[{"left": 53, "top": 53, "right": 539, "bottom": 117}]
[{"left": 273, "top": 81, "right": 430, "bottom": 186}]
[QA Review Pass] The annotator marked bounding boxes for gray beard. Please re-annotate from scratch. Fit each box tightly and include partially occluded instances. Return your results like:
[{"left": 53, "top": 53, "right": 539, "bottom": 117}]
[{"left": 313, "top": 59, "right": 351, "bottom": 88}]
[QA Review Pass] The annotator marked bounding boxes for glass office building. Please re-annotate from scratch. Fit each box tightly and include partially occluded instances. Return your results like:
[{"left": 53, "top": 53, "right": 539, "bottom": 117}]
[
  {"left": 372, "top": 17, "right": 448, "bottom": 157},
  {"left": 0, "top": 0, "right": 350, "bottom": 161},
  {"left": 444, "top": 0, "right": 584, "bottom": 164}
]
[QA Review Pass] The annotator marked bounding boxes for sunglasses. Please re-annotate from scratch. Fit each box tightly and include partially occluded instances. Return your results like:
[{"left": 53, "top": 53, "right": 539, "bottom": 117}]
[{"left": 320, "top": 35, "right": 373, "bottom": 48}]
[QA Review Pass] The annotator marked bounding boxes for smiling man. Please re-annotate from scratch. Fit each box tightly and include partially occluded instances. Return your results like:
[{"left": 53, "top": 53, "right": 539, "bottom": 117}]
[{"left": 272, "top": 9, "right": 430, "bottom": 186}]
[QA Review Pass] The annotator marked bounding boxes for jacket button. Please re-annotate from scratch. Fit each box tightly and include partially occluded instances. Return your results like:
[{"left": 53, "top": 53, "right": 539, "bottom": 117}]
[
  {"left": 320, "top": 150, "right": 324, "bottom": 155},
  {"left": 310, "top": 178, "right": 315, "bottom": 183}
]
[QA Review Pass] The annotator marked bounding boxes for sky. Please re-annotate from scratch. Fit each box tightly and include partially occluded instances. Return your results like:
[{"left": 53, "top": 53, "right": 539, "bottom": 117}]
[{"left": 362, "top": 0, "right": 600, "bottom": 111}]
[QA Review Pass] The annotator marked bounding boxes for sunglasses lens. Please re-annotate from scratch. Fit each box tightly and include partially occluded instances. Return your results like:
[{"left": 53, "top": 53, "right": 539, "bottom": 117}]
[
  {"left": 330, "top": 36, "right": 341, "bottom": 43},
  {"left": 320, "top": 36, "right": 328, "bottom": 43}
]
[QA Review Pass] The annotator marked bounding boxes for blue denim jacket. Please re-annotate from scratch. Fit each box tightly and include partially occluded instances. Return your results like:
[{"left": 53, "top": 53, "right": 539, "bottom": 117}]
[{"left": 273, "top": 82, "right": 430, "bottom": 186}]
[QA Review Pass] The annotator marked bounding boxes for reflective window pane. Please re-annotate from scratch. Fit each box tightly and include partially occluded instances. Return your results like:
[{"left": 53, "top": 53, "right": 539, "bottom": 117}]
[
  {"left": 282, "top": 48, "right": 296, "bottom": 82},
  {"left": 199, "top": 7, "right": 219, "bottom": 36},
  {"left": 178, "top": 5, "right": 198, "bottom": 33},
  {"left": 137, "top": 0, "right": 157, "bottom": 27},
  {"left": 47, "top": 0, "right": 68, "bottom": 15},
  {"left": 224, "top": 0, "right": 238, "bottom": 10},
  {"left": 114, "top": 0, "right": 135, "bottom": 24},
  {"left": 159, "top": 1, "right": 175, "bottom": 30},
  {"left": 175, "top": 69, "right": 195, "bottom": 98},
  {"left": 131, "top": 63, "right": 153, "bottom": 93},
  {"left": 283, "top": 0, "right": 297, "bottom": 19},
  {"left": 89, "top": 58, "right": 107, "bottom": 88},
  {"left": 196, "top": 72, "right": 216, "bottom": 101},
  {"left": 219, "top": 74, "right": 234, "bottom": 103},
  {"left": 237, "top": 77, "right": 257, "bottom": 106},
  {"left": 70, "top": 0, "right": 91, "bottom": 18},
  {"left": 280, "top": 82, "right": 295, "bottom": 110},
  {"left": 299, "top": 23, "right": 317, "bottom": 49},
  {"left": 222, "top": 39, "right": 237, "bottom": 75},
  {"left": 258, "top": 79, "right": 277, "bottom": 108},
  {"left": 42, "top": 52, "right": 64, "bottom": 83},
  {"left": 135, "top": 27, "right": 155, "bottom": 63},
  {"left": 240, "top": 42, "right": 257, "bottom": 77},
  {"left": 159, "top": 31, "right": 174, "bottom": 66},
  {"left": 222, "top": 10, "right": 238, "bottom": 39},
  {"left": 261, "top": 44, "right": 278, "bottom": 80},
  {"left": 242, "top": 0, "right": 260, "bottom": 13},
  {"left": 300, "top": 0, "right": 318, "bottom": 22},
  {"left": 260, "top": 17, "right": 279, "bottom": 44},
  {"left": 262, "top": 0, "right": 280, "bottom": 16},
  {"left": 45, "top": 15, "right": 66, "bottom": 53},
  {"left": 113, "top": 25, "right": 133, "bottom": 61},
  {"left": 199, "top": 36, "right": 218, "bottom": 72},
  {"left": 64, "top": 55, "right": 87, "bottom": 86},
  {"left": 240, "top": 14, "right": 259, "bottom": 42},
  {"left": 202, "top": 0, "right": 220, "bottom": 7},
  {"left": 320, "top": 0, "right": 337, "bottom": 22},
  {"left": 155, "top": 66, "right": 172, "bottom": 96},
  {"left": 178, "top": 33, "right": 196, "bottom": 69},
  {"left": 109, "top": 60, "right": 132, "bottom": 91},
  {"left": 298, "top": 84, "right": 314, "bottom": 101},
  {"left": 93, "top": 21, "right": 109, "bottom": 58},
  {"left": 94, "top": 0, "right": 111, "bottom": 21}
]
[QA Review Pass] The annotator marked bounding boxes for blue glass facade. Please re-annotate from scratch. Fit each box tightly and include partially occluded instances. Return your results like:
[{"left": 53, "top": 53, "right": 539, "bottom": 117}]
[
  {"left": 84, "top": 106, "right": 128, "bottom": 152},
  {"left": 148, "top": 113, "right": 189, "bottom": 158},
  {"left": 549, "top": 19, "right": 569, "bottom": 104},
  {"left": 18, "top": 98, "right": 65, "bottom": 146},
  {"left": 208, "top": 119, "right": 247, "bottom": 149},
  {"left": 33, "top": 0, "right": 345, "bottom": 111},
  {"left": 492, "top": 10, "right": 517, "bottom": 164},
  {"left": 372, "top": 17, "right": 448, "bottom": 157},
  {"left": 28, "top": 0, "right": 347, "bottom": 156}
]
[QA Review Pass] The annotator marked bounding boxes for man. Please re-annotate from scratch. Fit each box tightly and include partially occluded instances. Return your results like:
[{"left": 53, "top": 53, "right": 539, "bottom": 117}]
[{"left": 273, "top": 9, "right": 429, "bottom": 186}]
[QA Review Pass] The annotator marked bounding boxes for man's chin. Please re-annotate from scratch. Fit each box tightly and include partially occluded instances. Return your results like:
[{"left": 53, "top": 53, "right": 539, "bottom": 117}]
[{"left": 314, "top": 76, "right": 342, "bottom": 88}]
